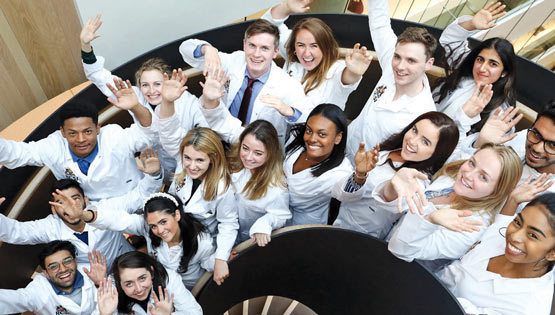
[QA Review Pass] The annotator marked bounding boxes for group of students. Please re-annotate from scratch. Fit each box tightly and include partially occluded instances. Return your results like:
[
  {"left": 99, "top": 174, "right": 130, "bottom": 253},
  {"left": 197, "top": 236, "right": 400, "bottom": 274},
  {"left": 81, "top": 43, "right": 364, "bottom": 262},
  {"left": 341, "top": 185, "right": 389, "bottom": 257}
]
[{"left": 0, "top": 0, "right": 554, "bottom": 314}]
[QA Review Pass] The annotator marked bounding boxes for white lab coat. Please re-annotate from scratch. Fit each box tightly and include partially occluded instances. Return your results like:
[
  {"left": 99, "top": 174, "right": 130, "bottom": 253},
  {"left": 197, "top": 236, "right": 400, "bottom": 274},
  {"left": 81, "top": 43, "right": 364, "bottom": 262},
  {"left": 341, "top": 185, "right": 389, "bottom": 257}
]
[
  {"left": 346, "top": 0, "right": 435, "bottom": 162},
  {"left": 158, "top": 107, "right": 239, "bottom": 262},
  {"left": 437, "top": 214, "right": 554, "bottom": 315},
  {"left": 232, "top": 168, "right": 291, "bottom": 243},
  {"left": 331, "top": 151, "right": 404, "bottom": 239},
  {"left": 0, "top": 173, "right": 161, "bottom": 270},
  {"left": 180, "top": 38, "right": 313, "bottom": 143},
  {"left": 0, "top": 271, "right": 97, "bottom": 315},
  {"left": 0, "top": 123, "right": 152, "bottom": 201},
  {"left": 381, "top": 176, "right": 493, "bottom": 270},
  {"left": 93, "top": 269, "right": 202, "bottom": 315},
  {"left": 261, "top": 9, "right": 361, "bottom": 110},
  {"left": 433, "top": 16, "right": 511, "bottom": 138},
  {"left": 285, "top": 148, "right": 353, "bottom": 225},
  {"left": 82, "top": 55, "right": 209, "bottom": 183}
]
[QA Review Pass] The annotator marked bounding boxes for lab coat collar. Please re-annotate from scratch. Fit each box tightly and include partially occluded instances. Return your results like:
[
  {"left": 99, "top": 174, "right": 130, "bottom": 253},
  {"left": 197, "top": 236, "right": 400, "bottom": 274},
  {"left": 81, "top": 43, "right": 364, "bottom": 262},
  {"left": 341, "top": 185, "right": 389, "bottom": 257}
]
[{"left": 461, "top": 235, "right": 555, "bottom": 294}]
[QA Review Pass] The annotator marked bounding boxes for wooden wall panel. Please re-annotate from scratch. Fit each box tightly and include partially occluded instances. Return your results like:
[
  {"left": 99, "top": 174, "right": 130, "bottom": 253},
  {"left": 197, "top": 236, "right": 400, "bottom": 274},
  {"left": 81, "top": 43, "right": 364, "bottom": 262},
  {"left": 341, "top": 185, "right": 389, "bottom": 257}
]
[{"left": 0, "top": 0, "right": 85, "bottom": 130}]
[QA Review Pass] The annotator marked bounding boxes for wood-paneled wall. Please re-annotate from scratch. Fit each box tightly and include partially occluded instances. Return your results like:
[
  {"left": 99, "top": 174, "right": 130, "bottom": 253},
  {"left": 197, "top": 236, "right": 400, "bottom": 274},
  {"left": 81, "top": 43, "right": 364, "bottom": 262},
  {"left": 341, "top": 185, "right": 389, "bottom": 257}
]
[{"left": 0, "top": 0, "right": 85, "bottom": 131}]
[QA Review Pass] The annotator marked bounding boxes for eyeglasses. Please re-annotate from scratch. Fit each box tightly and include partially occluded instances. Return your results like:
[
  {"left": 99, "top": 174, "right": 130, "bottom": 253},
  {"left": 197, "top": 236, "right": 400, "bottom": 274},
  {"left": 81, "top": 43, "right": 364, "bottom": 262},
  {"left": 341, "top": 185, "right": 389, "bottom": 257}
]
[
  {"left": 46, "top": 257, "right": 74, "bottom": 272},
  {"left": 527, "top": 128, "right": 555, "bottom": 155}
]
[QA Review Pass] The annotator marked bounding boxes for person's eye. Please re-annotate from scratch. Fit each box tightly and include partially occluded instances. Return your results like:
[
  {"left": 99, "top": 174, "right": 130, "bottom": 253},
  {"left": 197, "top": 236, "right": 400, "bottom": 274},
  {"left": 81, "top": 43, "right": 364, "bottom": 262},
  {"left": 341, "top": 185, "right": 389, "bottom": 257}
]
[
  {"left": 512, "top": 218, "right": 521, "bottom": 227},
  {"left": 125, "top": 282, "right": 133, "bottom": 287},
  {"left": 305, "top": 129, "right": 312, "bottom": 135},
  {"left": 160, "top": 220, "right": 167, "bottom": 225},
  {"left": 319, "top": 133, "right": 327, "bottom": 137},
  {"left": 311, "top": 44, "right": 318, "bottom": 49},
  {"left": 412, "top": 126, "right": 417, "bottom": 134},
  {"left": 139, "top": 275, "right": 146, "bottom": 281},
  {"left": 85, "top": 130, "right": 92, "bottom": 135},
  {"left": 184, "top": 156, "right": 190, "bottom": 161},
  {"left": 154, "top": 82, "right": 162, "bottom": 86},
  {"left": 48, "top": 263, "right": 59, "bottom": 271},
  {"left": 469, "top": 160, "right": 475, "bottom": 167},
  {"left": 255, "top": 152, "right": 263, "bottom": 157},
  {"left": 423, "top": 139, "right": 430, "bottom": 146},
  {"left": 297, "top": 43, "right": 304, "bottom": 47},
  {"left": 528, "top": 232, "right": 539, "bottom": 240},
  {"left": 481, "top": 174, "right": 488, "bottom": 182},
  {"left": 393, "top": 54, "right": 400, "bottom": 59},
  {"left": 149, "top": 225, "right": 157, "bottom": 230},
  {"left": 408, "top": 59, "right": 415, "bottom": 64},
  {"left": 197, "top": 159, "right": 204, "bottom": 163},
  {"left": 476, "top": 57, "right": 484, "bottom": 63}
]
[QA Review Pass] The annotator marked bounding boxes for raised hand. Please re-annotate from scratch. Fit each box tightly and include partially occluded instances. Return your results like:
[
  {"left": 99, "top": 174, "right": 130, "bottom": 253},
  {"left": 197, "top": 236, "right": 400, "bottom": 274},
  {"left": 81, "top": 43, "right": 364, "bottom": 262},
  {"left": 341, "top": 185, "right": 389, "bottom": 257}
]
[
  {"left": 137, "top": 148, "right": 161, "bottom": 176},
  {"left": 106, "top": 78, "right": 140, "bottom": 110},
  {"left": 162, "top": 69, "right": 188, "bottom": 103},
  {"left": 462, "top": 83, "right": 493, "bottom": 118},
  {"left": 355, "top": 142, "right": 379, "bottom": 174},
  {"left": 474, "top": 107, "right": 523, "bottom": 148},
  {"left": 285, "top": 0, "right": 312, "bottom": 14},
  {"left": 203, "top": 46, "right": 221, "bottom": 76},
  {"left": 80, "top": 14, "right": 102, "bottom": 52},
  {"left": 345, "top": 43, "right": 372, "bottom": 77},
  {"left": 471, "top": 2, "right": 506, "bottom": 30},
  {"left": 389, "top": 168, "right": 428, "bottom": 214},
  {"left": 48, "top": 189, "right": 85, "bottom": 221},
  {"left": 510, "top": 174, "right": 553, "bottom": 205},
  {"left": 260, "top": 94, "right": 295, "bottom": 117},
  {"left": 149, "top": 286, "right": 174, "bottom": 315},
  {"left": 98, "top": 277, "right": 118, "bottom": 315},
  {"left": 427, "top": 208, "right": 483, "bottom": 232},
  {"left": 83, "top": 249, "right": 107, "bottom": 287},
  {"left": 252, "top": 233, "right": 271, "bottom": 247},
  {"left": 200, "top": 68, "right": 228, "bottom": 102},
  {"left": 213, "top": 259, "right": 229, "bottom": 286}
]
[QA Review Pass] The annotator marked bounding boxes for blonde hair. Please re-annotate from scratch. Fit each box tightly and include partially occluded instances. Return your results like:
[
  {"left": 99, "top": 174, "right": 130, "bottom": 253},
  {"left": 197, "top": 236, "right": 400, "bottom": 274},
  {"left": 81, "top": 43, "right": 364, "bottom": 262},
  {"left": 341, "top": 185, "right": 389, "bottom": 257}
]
[
  {"left": 134, "top": 58, "right": 170, "bottom": 86},
  {"left": 228, "top": 120, "right": 286, "bottom": 200},
  {"left": 433, "top": 143, "right": 522, "bottom": 217},
  {"left": 285, "top": 18, "right": 339, "bottom": 95},
  {"left": 175, "top": 128, "right": 231, "bottom": 201}
]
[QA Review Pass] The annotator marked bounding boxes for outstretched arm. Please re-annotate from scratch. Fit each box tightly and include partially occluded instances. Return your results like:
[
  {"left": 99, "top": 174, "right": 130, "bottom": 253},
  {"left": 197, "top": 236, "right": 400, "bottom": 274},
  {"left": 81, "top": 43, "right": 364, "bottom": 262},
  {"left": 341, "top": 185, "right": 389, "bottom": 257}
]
[
  {"left": 80, "top": 13, "right": 102, "bottom": 53},
  {"left": 106, "top": 78, "right": 152, "bottom": 127},
  {"left": 367, "top": 0, "right": 397, "bottom": 68},
  {"left": 459, "top": 2, "right": 506, "bottom": 31}
]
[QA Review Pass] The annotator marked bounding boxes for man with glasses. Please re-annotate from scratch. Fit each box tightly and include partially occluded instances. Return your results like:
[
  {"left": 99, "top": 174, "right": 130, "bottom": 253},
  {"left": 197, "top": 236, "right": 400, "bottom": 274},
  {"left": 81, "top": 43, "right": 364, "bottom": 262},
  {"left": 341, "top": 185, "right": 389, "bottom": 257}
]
[
  {"left": 0, "top": 240, "right": 103, "bottom": 314},
  {"left": 461, "top": 101, "right": 555, "bottom": 199}
]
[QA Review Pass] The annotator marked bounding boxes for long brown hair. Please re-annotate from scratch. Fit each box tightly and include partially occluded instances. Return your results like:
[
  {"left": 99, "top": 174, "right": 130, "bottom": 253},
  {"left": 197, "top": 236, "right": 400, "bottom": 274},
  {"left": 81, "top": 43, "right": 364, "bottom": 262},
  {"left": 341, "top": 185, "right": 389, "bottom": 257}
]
[
  {"left": 285, "top": 18, "right": 339, "bottom": 94},
  {"left": 433, "top": 143, "right": 522, "bottom": 217},
  {"left": 228, "top": 120, "right": 285, "bottom": 200},
  {"left": 175, "top": 128, "right": 231, "bottom": 200}
]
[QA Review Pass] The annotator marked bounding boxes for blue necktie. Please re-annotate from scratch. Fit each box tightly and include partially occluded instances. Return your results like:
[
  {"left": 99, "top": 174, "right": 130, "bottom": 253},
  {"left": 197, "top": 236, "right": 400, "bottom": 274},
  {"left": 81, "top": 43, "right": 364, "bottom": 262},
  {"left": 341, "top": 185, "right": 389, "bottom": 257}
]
[
  {"left": 74, "top": 231, "right": 88, "bottom": 245},
  {"left": 76, "top": 159, "right": 91, "bottom": 175}
]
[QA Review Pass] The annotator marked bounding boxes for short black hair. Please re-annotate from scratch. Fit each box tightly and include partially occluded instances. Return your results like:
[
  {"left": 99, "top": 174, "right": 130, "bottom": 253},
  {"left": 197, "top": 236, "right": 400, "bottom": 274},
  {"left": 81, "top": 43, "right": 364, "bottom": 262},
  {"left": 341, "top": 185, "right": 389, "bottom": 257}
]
[
  {"left": 59, "top": 98, "right": 99, "bottom": 127},
  {"left": 51, "top": 179, "right": 84, "bottom": 198},
  {"left": 536, "top": 99, "right": 555, "bottom": 125},
  {"left": 38, "top": 240, "right": 77, "bottom": 269}
]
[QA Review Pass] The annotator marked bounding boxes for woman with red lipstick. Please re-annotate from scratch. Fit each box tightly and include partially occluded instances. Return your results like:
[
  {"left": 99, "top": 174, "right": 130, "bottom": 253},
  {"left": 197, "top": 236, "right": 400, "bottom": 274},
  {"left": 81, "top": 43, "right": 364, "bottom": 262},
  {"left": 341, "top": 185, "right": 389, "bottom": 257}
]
[
  {"left": 97, "top": 251, "right": 202, "bottom": 314},
  {"left": 382, "top": 143, "right": 522, "bottom": 270},
  {"left": 260, "top": 0, "right": 372, "bottom": 110},
  {"left": 332, "top": 112, "right": 459, "bottom": 239},
  {"left": 433, "top": 193, "right": 555, "bottom": 315},
  {"left": 434, "top": 2, "right": 516, "bottom": 138}
]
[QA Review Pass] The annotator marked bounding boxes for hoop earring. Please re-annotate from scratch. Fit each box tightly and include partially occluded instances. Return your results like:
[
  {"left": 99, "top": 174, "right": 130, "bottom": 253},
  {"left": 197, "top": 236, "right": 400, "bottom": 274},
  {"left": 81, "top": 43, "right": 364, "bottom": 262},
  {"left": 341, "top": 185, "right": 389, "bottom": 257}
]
[{"left": 498, "top": 227, "right": 507, "bottom": 238}]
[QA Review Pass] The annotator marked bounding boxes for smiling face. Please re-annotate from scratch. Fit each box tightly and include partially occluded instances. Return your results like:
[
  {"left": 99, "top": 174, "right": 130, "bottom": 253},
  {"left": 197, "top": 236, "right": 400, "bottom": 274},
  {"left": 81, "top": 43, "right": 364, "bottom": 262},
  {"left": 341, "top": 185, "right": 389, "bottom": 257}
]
[
  {"left": 43, "top": 250, "right": 77, "bottom": 293},
  {"left": 294, "top": 29, "right": 323, "bottom": 71},
  {"left": 139, "top": 70, "right": 164, "bottom": 105},
  {"left": 60, "top": 117, "right": 100, "bottom": 158},
  {"left": 52, "top": 187, "right": 88, "bottom": 227},
  {"left": 146, "top": 210, "right": 181, "bottom": 246},
  {"left": 454, "top": 148, "right": 502, "bottom": 199},
  {"left": 240, "top": 134, "right": 267, "bottom": 170},
  {"left": 505, "top": 205, "right": 555, "bottom": 266},
  {"left": 391, "top": 42, "right": 433, "bottom": 90},
  {"left": 303, "top": 114, "right": 342, "bottom": 163},
  {"left": 472, "top": 48, "right": 505, "bottom": 85},
  {"left": 119, "top": 267, "right": 153, "bottom": 301},
  {"left": 525, "top": 117, "right": 555, "bottom": 173},
  {"left": 243, "top": 33, "right": 278, "bottom": 78},
  {"left": 182, "top": 145, "right": 211, "bottom": 179},
  {"left": 400, "top": 119, "right": 440, "bottom": 162}
]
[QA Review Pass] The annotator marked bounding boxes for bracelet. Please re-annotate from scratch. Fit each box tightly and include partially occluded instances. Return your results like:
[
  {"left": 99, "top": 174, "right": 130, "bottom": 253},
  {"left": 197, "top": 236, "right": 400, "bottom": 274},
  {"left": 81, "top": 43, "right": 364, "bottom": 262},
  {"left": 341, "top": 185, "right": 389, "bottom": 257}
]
[
  {"left": 354, "top": 172, "right": 368, "bottom": 180},
  {"left": 83, "top": 209, "right": 96, "bottom": 223}
]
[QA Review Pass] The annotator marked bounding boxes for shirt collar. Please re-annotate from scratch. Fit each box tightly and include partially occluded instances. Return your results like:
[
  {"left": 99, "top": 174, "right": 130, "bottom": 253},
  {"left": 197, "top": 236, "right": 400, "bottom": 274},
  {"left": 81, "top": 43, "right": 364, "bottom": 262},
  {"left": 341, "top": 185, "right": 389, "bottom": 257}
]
[
  {"left": 50, "top": 270, "right": 84, "bottom": 295},
  {"left": 69, "top": 143, "right": 98, "bottom": 163},
  {"left": 244, "top": 64, "right": 271, "bottom": 84}
]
